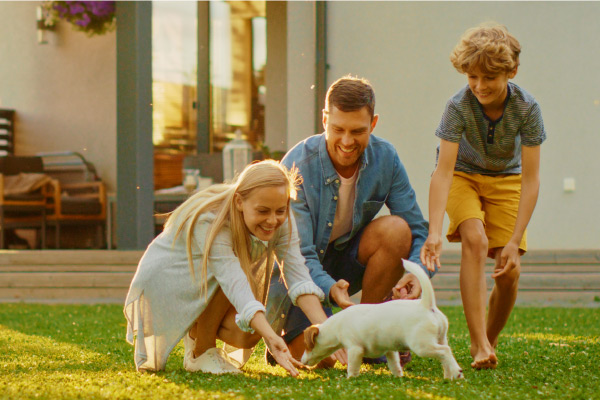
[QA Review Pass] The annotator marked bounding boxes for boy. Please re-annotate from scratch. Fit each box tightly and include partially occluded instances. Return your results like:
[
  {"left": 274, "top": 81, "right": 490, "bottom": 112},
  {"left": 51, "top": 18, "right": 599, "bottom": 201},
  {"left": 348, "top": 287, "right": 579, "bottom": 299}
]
[{"left": 420, "top": 23, "right": 546, "bottom": 369}]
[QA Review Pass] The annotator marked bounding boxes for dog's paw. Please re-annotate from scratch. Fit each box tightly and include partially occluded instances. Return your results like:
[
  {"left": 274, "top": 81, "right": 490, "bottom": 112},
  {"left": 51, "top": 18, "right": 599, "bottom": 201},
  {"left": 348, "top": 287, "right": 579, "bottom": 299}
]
[
  {"left": 450, "top": 369, "right": 464, "bottom": 380},
  {"left": 443, "top": 365, "right": 464, "bottom": 380}
]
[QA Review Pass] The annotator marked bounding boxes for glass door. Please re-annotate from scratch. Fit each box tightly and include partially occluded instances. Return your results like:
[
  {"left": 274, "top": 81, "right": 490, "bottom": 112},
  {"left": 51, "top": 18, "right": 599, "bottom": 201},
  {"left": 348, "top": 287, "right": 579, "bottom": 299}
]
[
  {"left": 152, "top": 1, "right": 197, "bottom": 189},
  {"left": 210, "top": 1, "right": 266, "bottom": 152},
  {"left": 151, "top": 1, "right": 266, "bottom": 190}
]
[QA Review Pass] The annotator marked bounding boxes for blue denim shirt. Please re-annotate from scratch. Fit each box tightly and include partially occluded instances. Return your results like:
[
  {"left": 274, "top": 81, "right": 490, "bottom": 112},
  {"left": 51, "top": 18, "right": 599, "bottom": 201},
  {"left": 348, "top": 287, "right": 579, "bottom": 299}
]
[{"left": 278, "top": 133, "right": 433, "bottom": 305}]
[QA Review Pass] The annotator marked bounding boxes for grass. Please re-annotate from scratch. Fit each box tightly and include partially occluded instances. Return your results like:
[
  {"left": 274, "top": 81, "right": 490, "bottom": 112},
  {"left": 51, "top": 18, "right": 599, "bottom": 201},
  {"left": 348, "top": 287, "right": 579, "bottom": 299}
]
[{"left": 1, "top": 304, "right": 599, "bottom": 400}]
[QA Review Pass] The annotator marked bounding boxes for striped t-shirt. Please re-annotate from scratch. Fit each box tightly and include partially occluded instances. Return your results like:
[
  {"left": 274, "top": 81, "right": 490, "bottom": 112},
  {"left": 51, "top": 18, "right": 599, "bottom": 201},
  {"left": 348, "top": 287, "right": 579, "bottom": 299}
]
[{"left": 435, "top": 82, "right": 546, "bottom": 175}]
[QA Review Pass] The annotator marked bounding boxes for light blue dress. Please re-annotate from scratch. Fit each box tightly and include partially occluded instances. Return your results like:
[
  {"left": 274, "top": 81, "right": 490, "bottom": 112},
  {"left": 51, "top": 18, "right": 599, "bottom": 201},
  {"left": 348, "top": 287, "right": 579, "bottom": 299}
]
[{"left": 124, "top": 212, "right": 324, "bottom": 371}]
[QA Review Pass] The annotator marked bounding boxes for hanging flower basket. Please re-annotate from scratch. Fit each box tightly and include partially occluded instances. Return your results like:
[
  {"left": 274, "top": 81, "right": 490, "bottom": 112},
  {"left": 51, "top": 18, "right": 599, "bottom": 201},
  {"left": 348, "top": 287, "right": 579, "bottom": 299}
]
[{"left": 44, "top": 1, "right": 116, "bottom": 37}]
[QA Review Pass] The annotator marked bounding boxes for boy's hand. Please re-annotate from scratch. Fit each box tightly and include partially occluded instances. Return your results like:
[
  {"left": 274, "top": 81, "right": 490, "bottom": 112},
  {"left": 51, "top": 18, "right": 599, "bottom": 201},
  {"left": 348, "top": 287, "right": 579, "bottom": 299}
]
[
  {"left": 420, "top": 234, "right": 443, "bottom": 271},
  {"left": 492, "top": 242, "right": 520, "bottom": 278},
  {"left": 329, "top": 279, "right": 355, "bottom": 309}
]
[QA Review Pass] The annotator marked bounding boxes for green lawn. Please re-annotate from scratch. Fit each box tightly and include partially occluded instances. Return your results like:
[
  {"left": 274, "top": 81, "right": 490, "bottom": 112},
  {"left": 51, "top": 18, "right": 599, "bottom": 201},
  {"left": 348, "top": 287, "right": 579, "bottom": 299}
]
[{"left": 1, "top": 304, "right": 598, "bottom": 400}]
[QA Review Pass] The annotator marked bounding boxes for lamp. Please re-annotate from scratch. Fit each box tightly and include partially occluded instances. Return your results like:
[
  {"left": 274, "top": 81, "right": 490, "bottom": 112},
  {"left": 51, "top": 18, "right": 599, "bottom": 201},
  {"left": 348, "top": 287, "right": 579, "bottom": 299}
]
[{"left": 36, "top": 5, "right": 55, "bottom": 44}]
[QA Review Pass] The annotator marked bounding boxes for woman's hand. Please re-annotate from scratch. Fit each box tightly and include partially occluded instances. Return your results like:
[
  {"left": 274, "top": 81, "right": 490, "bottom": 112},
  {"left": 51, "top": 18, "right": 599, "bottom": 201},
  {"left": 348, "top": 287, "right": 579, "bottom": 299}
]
[{"left": 263, "top": 334, "right": 304, "bottom": 377}]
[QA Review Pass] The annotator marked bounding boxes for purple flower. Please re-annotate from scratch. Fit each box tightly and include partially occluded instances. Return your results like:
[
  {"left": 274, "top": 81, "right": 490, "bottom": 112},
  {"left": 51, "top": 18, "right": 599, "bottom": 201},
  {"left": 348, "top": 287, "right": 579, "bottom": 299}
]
[
  {"left": 82, "top": 1, "right": 115, "bottom": 17},
  {"left": 53, "top": 4, "right": 68, "bottom": 17},
  {"left": 50, "top": 0, "right": 115, "bottom": 36},
  {"left": 75, "top": 12, "right": 91, "bottom": 27},
  {"left": 69, "top": 3, "right": 85, "bottom": 15}
]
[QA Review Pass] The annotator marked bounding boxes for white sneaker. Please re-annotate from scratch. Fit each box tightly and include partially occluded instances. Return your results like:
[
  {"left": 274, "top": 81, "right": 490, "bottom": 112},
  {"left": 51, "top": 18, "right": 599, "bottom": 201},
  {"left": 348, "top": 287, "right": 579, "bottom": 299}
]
[
  {"left": 182, "top": 332, "right": 243, "bottom": 374},
  {"left": 223, "top": 344, "right": 253, "bottom": 368},
  {"left": 183, "top": 332, "right": 244, "bottom": 371},
  {"left": 185, "top": 347, "right": 242, "bottom": 374},
  {"left": 183, "top": 332, "right": 196, "bottom": 370}
]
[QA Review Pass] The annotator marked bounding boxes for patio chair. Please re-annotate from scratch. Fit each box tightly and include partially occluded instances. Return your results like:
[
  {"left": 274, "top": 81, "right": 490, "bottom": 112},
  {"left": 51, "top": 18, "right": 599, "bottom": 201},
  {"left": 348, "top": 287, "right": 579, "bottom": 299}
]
[
  {"left": 0, "top": 156, "right": 51, "bottom": 249},
  {"left": 39, "top": 152, "right": 107, "bottom": 249}
]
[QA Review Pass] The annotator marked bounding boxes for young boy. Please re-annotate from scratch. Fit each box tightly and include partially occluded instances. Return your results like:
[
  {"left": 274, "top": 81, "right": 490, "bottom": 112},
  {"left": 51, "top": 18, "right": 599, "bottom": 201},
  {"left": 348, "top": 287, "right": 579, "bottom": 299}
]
[{"left": 420, "top": 23, "right": 546, "bottom": 370}]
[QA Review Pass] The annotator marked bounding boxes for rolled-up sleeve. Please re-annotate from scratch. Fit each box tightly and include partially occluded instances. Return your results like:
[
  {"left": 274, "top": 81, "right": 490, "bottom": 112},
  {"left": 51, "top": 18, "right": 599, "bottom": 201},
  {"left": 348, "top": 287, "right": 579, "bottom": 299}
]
[
  {"left": 275, "top": 214, "right": 325, "bottom": 305},
  {"left": 207, "top": 229, "right": 265, "bottom": 333},
  {"left": 234, "top": 301, "right": 266, "bottom": 333}
]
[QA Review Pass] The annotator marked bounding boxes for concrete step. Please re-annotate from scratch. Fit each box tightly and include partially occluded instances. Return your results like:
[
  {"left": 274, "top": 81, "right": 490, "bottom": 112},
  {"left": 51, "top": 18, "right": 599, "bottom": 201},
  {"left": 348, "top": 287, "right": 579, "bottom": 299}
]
[
  {"left": 0, "top": 249, "right": 599, "bottom": 306},
  {"left": 0, "top": 250, "right": 142, "bottom": 304}
]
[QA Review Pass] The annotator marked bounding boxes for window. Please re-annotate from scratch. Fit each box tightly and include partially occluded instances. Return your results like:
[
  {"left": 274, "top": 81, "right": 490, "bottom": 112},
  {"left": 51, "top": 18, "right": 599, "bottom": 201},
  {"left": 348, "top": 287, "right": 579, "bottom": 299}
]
[
  {"left": 152, "top": 1, "right": 198, "bottom": 155},
  {"left": 151, "top": 1, "right": 266, "bottom": 189},
  {"left": 210, "top": 1, "right": 266, "bottom": 151}
]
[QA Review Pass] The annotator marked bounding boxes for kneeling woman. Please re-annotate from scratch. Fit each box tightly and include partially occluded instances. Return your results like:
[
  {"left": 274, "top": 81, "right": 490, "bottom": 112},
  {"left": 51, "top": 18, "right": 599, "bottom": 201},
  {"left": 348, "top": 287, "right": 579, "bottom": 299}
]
[{"left": 124, "top": 161, "right": 327, "bottom": 375}]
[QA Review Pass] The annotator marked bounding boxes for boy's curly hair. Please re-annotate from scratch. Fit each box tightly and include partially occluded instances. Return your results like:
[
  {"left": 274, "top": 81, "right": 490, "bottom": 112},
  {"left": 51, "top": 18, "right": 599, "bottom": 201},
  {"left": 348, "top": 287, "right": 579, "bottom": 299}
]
[{"left": 450, "top": 22, "right": 521, "bottom": 75}]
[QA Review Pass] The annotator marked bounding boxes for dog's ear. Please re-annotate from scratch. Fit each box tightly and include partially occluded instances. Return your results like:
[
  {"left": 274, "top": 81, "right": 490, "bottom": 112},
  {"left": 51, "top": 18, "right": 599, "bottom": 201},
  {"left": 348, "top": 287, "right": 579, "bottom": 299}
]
[{"left": 303, "top": 325, "right": 320, "bottom": 351}]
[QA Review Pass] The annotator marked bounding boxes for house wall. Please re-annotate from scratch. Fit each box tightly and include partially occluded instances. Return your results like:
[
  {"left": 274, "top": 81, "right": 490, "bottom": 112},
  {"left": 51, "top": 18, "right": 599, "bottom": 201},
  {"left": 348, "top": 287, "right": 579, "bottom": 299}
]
[
  {"left": 324, "top": 1, "right": 600, "bottom": 249},
  {"left": 265, "top": 1, "right": 316, "bottom": 153},
  {"left": 2, "top": 1, "right": 597, "bottom": 250},
  {"left": 0, "top": 2, "right": 116, "bottom": 191}
]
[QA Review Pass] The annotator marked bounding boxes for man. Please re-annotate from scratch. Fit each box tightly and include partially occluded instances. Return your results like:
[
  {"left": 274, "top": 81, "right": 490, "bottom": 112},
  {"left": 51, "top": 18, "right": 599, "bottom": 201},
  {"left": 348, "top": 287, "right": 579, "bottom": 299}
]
[{"left": 266, "top": 75, "right": 434, "bottom": 367}]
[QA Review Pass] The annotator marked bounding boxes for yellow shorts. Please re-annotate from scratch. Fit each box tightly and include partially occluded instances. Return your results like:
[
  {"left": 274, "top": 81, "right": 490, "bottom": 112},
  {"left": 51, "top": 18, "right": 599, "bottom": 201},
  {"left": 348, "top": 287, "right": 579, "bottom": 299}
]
[{"left": 446, "top": 171, "right": 527, "bottom": 256}]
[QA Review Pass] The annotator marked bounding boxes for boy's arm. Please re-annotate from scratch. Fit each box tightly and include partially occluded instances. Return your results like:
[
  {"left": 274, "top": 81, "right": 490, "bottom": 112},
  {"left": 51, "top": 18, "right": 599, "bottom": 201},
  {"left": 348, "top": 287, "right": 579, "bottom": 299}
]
[
  {"left": 493, "top": 144, "right": 541, "bottom": 278},
  {"left": 421, "top": 139, "right": 459, "bottom": 271}
]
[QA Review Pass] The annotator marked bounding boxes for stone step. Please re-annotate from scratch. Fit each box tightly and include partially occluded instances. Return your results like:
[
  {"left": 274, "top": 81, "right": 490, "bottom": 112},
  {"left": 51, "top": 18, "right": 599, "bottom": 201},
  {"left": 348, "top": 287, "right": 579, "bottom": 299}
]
[
  {"left": 0, "top": 250, "right": 144, "bottom": 265},
  {"left": 432, "top": 272, "right": 600, "bottom": 290},
  {"left": 0, "top": 250, "right": 599, "bottom": 306}
]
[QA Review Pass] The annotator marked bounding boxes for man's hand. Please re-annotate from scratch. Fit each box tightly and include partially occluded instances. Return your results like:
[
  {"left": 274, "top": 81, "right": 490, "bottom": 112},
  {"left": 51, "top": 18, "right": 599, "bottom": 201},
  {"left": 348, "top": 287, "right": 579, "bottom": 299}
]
[
  {"left": 391, "top": 274, "right": 422, "bottom": 300},
  {"left": 331, "top": 348, "right": 348, "bottom": 366},
  {"left": 329, "top": 279, "right": 355, "bottom": 309}
]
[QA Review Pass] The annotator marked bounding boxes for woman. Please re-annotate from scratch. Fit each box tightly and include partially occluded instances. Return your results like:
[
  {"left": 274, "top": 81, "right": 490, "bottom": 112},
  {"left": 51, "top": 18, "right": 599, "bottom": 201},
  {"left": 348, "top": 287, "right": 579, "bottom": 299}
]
[{"left": 124, "top": 160, "right": 328, "bottom": 376}]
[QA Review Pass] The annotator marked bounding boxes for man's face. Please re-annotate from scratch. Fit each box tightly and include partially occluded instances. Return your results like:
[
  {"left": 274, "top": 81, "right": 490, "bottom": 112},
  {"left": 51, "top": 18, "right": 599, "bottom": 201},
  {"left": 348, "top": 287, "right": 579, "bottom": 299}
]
[{"left": 323, "top": 106, "right": 378, "bottom": 178}]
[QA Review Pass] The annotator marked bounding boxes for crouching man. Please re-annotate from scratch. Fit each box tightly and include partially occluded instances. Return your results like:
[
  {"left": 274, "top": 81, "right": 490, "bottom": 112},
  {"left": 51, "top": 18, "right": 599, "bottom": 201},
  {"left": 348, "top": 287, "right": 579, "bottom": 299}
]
[{"left": 266, "top": 75, "right": 435, "bottom": 367}]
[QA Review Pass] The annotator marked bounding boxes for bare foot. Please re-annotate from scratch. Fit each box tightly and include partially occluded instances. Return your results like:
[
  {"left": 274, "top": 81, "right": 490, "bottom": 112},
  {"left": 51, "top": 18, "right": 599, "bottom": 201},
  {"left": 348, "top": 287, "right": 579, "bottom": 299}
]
[
  {"left": 470, "top": 343, "right": 497, "bottom": 370},
  {"left": 471, "top": 353, "right": 498, "bottom": 370}
]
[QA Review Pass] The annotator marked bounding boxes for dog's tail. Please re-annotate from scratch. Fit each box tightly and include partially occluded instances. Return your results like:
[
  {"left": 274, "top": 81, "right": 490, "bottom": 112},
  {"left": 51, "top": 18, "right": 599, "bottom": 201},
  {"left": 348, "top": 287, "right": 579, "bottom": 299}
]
[{"left": 402, "top": 259, "right": 436, "bottom": 310}]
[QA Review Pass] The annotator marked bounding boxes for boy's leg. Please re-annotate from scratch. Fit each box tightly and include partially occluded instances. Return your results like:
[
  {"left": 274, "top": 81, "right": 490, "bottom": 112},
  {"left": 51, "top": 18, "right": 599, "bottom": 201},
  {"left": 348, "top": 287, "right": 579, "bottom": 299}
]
[
  {"left": 481, "top": 173, "right": 524, "bottom": 350},
  {"left": 191, "top": 287, "right": 260, "bottom": 357},
  {"left": 457, "top": 218, "right": 496, "bottom": 366},
  {"left": 486, "top": 249, "right": 521, "bottom": 348}
]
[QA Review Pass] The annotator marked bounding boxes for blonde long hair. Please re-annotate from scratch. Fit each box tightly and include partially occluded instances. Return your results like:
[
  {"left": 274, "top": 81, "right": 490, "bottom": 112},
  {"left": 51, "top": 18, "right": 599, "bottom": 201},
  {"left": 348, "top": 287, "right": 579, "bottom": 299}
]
[{"left": 165, "top": 160, "right": 300, "bottom": 298}]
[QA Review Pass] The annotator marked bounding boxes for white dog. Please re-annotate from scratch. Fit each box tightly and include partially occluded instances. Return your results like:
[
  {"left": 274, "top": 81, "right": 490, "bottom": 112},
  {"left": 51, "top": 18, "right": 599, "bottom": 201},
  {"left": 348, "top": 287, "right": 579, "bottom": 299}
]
[{"left": 301, "top": 259, "right": 464, "bottom": 379}]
